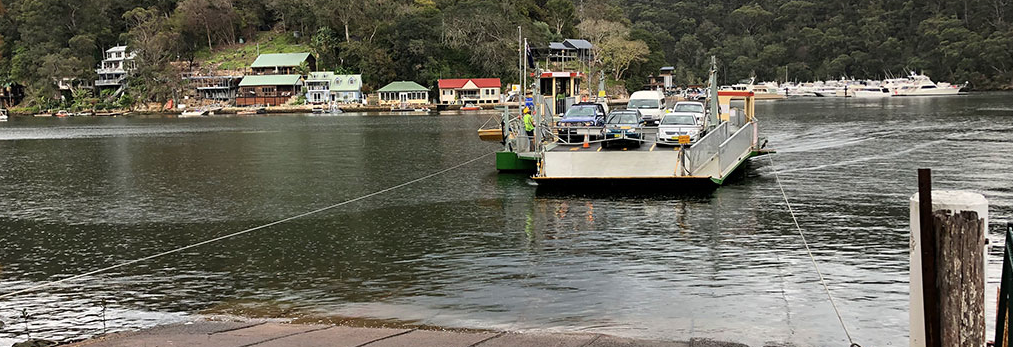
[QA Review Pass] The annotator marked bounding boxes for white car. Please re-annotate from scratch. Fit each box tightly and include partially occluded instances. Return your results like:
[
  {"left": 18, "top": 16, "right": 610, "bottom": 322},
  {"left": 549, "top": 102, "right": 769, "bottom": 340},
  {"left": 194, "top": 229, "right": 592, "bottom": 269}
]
[
  {"left": 671, "top": 101, "right": 705, "bottom": 122},
  {"left": 657, "top": 112, "right": 702, "bottom": 145}
]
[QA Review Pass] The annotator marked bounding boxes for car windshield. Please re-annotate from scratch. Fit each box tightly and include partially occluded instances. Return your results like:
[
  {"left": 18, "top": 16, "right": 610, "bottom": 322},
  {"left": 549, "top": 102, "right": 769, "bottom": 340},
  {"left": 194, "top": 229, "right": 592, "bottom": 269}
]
[
  {"left": 607, "top": 113, "right": 639, "bottom": 124},
  {"left": 674, "top": 104, "right": 704, "bottom": 113},
  {"left": 662, "top": 115, "right": 696, "bottom": 125},
  {"left": 563, "top": 106, "right": 597, "bottom": 118},
  {"left": 628, "top": 99, "right": 659, "bottom": 109}
]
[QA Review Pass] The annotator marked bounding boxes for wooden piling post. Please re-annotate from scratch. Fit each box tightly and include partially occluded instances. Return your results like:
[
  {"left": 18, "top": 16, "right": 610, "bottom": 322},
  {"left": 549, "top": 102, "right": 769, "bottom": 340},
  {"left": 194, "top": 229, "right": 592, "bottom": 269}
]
[{"left": 909, "top": 174, "right": 988, "bottom": 347}]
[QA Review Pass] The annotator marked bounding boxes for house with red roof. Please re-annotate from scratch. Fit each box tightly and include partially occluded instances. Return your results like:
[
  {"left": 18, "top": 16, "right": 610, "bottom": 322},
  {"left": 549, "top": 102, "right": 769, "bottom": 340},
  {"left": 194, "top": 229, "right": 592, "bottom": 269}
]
[{"left": 437, "top": 78, "right": 502, "bottom": 105}]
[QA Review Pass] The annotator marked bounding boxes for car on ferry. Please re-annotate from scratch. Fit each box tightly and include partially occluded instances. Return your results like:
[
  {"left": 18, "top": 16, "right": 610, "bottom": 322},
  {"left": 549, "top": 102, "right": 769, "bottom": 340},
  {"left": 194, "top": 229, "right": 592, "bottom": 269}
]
[
  {"left": 601, "top": 110, "right": 644, "bottom": 148},
  {"left": 555, "top": 102, "right": 607, "bottom": 143},
  {"left": 671, "top": 101, "right": 705, "bottom": 121},
  {"left": 627, "top": 90, "right": 665, "bottom": 125},
  {"left": 657, "top": 112, "right": 702, "bottom": 145}
]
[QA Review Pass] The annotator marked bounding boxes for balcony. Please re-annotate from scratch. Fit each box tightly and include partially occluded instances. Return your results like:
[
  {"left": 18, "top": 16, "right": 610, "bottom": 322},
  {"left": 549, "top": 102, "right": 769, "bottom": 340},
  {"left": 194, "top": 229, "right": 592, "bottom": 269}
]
[
  {"left": 96, "top": 68, "right": 126, "bottom": 75},
  {"left": 95, "top": 78, "right": 125, "bottom": 87}
]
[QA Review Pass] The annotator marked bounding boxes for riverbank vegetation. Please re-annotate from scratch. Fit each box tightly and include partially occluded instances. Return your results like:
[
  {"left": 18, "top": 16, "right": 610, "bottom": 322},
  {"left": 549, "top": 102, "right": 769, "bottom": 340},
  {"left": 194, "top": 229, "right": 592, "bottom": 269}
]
[{"left": 0, "top": 0, "right": 1010, "bottom": 108}]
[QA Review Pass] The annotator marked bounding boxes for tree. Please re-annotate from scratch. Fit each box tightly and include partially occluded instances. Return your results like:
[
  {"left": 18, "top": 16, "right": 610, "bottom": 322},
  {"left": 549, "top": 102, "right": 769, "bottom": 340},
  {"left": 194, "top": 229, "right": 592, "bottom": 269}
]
[
  {"left": 176, "top": 0, "right": 238, "bottom": 51},
  {"left": 311, "top": 27, "right": 341, "bottom": 70},
  {"left": 599, "top": 37, "right": 648, "bottom": 81},
  {"left": 544, "top": 0, "right": 575, "bottom": 37},
  {"left": 123, "top": 6, "right": 182, "bottom": 103}
]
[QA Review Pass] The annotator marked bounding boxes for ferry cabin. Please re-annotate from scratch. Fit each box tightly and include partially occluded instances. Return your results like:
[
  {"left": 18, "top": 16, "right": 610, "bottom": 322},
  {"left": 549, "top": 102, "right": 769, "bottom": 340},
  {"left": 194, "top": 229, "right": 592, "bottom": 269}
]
[
  {"left": 236, "top": 75, "right": 302, "bottom": 106},
  {"left": 304, "top": 72, "right": 364, "bottom": 104},
  {"left": 538, "top": 71, "right": 582, "bottom": 116},
  {"left": 249, "top": 53, "right": 316, "bottom": 75},
  {"left": 377, "top": 81, "right": 429, "bottom": 105},
  {"left": 437, "top": 78, "right": 502, "bottom": 105}
]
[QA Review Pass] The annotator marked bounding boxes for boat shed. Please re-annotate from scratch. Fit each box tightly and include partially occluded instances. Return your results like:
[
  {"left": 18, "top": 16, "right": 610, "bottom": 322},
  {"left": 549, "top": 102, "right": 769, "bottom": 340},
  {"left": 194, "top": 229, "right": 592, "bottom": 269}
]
[
  {"left": 236, "top": 74, "right": 302, "bottom": 106},
  {"left": 437, "top": 78, "right": 502, "bottom": 105},
  {"left": 250, "top": 53, "right": 316, "bottom": 75},
  {"left": 377, "top": 81, "right": 429, "bottom": 105}
]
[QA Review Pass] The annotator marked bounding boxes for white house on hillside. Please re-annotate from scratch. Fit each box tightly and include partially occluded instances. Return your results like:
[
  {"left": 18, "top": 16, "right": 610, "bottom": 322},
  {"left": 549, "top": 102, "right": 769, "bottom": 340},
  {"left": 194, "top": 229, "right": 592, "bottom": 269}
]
[{"left": 95, "top": 46, "right": 135, "bottom": 91}]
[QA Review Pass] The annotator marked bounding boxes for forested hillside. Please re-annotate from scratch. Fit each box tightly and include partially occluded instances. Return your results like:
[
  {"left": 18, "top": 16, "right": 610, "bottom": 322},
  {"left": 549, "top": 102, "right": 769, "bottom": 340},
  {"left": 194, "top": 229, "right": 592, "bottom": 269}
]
[{"left": 0, "top": 0, "right": 1010, "bottom": 107}]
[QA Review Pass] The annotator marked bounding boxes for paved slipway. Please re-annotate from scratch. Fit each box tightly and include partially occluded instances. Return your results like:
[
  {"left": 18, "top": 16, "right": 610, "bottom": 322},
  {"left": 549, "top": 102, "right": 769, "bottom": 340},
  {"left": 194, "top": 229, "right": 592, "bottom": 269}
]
[{"left": 63, "top": 320, "right": 752, "bottom": 347}]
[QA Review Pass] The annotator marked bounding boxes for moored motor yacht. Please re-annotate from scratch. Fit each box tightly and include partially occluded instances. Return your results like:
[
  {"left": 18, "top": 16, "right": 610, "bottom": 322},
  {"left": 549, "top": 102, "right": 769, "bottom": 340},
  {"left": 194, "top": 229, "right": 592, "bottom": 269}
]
[
  {"left": 851, "top": 86, "right": 892, "bottom": 98},
  {"left": 892, "top": 73, "right": 965, "bottom": 96}
]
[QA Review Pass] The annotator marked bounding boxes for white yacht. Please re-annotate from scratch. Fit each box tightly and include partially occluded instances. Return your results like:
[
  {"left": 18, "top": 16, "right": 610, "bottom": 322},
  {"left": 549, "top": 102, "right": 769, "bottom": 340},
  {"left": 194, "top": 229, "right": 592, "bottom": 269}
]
[
  {"left": 850, "top": 86, "right": 892, "bottom": 98},
  {"left": 720, "top": 78, "right": 784, "bottom": 100},
  {"left": 893, "top": 73, "right": 965, "bottom": 96}
]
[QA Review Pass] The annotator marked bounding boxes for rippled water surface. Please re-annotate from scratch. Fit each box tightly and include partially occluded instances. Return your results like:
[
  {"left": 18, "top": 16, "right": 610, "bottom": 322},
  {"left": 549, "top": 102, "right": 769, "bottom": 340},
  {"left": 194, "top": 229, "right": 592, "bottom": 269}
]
[{"left": 2, "top": 94, "right": 1012, "bottom": 346}]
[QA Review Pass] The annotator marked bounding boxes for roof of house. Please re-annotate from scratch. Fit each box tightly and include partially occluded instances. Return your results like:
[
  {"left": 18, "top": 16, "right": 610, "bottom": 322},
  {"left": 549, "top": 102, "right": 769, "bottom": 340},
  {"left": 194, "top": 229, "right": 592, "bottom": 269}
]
[
  {"left": 548, "top": 42, "right": 569, "bottom": 50},
  {"left": 660, "top": 66, "right": 675, "bottom": 71},
  {"left": 106, "top": 46, "right": 128, "bottom": 53},
  {"left": 438, "top": 78, "right": 502, "bottom": 89},
  {"left": 377, "top": 81, "right": 428, "bottom": 92},
  {"left": 305, "top": 72, "right": 362, "bottom": 92},
  {"left": 238, "top": 74, "right": 302, "bottom": 87},
  {"left": 250, "top": 53, "right": 313, "bottom": 68},
  {"left": 563, "top": 39, "right": 593, "bottom": 50}
]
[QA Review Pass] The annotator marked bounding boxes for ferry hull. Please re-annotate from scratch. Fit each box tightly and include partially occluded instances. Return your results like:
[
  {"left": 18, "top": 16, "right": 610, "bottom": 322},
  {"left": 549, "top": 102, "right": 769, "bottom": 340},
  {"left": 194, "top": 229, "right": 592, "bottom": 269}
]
[{"left": 496, "top": 151, "right": 537, "bottom": 172}]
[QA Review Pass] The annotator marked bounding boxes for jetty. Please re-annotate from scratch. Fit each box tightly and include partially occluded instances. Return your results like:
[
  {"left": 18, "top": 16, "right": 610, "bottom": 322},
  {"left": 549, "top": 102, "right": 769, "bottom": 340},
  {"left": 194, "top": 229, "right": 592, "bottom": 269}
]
[{"left": 59, "top": 320, "right": 746, "bottom": 347}]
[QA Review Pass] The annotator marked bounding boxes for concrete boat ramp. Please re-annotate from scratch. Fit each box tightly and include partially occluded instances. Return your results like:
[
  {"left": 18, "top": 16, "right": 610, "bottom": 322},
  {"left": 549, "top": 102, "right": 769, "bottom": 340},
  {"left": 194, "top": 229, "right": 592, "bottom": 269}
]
[{"left": 62, "top": 320, "right": 749, "bottom": 347}]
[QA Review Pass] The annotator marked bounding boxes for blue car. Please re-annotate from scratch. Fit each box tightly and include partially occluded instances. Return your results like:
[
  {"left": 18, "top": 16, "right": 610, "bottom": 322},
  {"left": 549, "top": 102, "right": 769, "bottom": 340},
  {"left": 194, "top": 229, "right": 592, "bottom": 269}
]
[
  {"left": 602, "top": 110, "right": 644, "bottom": 148},
  {"left": 556, "top": 103, "right": 607, "bottom": 143}
]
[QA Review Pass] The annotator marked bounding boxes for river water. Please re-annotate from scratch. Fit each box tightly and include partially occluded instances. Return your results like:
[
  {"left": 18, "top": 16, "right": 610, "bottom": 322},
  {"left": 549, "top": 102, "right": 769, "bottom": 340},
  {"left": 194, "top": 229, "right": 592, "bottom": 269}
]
[{"left": 1, "top": 93, "right": 1012, "bottom": 346}]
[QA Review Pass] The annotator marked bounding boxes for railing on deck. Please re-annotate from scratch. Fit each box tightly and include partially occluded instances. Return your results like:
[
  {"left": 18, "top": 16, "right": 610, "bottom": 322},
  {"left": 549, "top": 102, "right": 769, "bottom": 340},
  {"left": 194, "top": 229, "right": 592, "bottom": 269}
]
[
  {"left": 717, "top": 122, "right": 755, "bottom": 176},
  {"left": 997, "top": 222, "right": 1012, "bottom": 347},
  {"left": 687, "top": 122, "right": 729, "bottom": 173}
]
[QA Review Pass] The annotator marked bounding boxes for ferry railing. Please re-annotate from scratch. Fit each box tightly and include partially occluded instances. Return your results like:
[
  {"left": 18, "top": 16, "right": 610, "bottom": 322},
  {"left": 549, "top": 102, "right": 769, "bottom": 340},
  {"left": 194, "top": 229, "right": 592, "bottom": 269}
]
[
  {"left": 997, "top": 222, "right": 1012, "bottom": 347},
  {"left": 687, "top": 121, "right": 729, "bottom": 174},
  {"left": 717, "top": 122, "right": 755, "bottom": 176}
]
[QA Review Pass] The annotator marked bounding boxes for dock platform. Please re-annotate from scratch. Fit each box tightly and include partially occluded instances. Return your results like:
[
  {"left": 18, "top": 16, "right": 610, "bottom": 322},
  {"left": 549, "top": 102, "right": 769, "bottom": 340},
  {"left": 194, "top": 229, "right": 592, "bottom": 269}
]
[{"left": 59, "top": 320, "right": 748, "bottom": 347}]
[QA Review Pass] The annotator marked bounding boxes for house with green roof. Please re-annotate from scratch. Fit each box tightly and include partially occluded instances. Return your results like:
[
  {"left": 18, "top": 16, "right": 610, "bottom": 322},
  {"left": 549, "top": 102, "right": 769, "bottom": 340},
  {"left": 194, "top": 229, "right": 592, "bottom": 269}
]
[
  {"left": 250, "top": 53, "right": 316, "bottom": 75},
  {"left": 304, "top": 72, "right": 364, "bottom": 104},
  {"left": 377, "top": 81, "right": 429, "bottom": 106},
  {"left": 236, "top": 74, "right": 303, "bottom": 106}
]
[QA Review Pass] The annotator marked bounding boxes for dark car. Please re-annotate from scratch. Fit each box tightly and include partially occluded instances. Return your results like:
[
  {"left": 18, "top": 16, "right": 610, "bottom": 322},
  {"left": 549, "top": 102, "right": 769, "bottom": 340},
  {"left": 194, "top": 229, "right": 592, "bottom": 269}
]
[
  {"left": 602, "top": 110, "right": 644, "bottom": 148},
  {"left": 555, "top": 102, "right": 607, "bottom": 142}
]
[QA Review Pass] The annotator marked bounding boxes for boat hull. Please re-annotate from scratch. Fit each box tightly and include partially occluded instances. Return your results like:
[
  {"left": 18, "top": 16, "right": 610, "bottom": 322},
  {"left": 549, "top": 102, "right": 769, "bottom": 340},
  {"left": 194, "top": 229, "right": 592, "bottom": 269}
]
[
  {"left": 852, "top": 90, "right": 892, "bottom": 98},
  {"left": 893, "top": 88, "right": 962, "bottom": 96}
]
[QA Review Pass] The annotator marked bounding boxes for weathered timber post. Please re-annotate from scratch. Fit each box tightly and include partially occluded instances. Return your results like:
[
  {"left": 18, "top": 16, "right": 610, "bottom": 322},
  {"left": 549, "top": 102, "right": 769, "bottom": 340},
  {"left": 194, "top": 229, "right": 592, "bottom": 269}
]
[{"left": 910, "top": 174, "right": 988, "bottom": 347}]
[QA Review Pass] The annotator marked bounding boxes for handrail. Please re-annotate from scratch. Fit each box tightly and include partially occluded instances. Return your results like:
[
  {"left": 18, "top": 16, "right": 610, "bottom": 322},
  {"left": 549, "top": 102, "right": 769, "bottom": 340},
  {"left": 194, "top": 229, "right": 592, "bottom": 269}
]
[{"left": 997, "top": 222, "right": 1012, "bottom": 346}]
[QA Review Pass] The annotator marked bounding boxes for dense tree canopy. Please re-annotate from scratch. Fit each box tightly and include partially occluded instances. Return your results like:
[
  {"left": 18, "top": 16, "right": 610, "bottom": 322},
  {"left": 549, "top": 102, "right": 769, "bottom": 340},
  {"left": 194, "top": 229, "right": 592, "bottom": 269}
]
[{"left": 0, "top": 0, "right": 1010, "bottom": 107}]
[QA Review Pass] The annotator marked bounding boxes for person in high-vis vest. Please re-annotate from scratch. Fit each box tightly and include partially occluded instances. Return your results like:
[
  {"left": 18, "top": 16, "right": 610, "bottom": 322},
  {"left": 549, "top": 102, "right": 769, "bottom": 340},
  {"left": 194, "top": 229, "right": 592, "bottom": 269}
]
[{"left": 522, "top": 107, "right": 535, "bottom": 150}]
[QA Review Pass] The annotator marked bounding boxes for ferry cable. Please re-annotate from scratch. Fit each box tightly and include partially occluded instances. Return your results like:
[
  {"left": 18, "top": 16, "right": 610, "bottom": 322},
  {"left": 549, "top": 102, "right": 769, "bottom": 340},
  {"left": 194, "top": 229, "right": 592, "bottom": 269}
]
[
  {"left": 0, "top": 151, "right": 496, "bottom": 300},
  {"left": 767, "top": 154, "right": 861, "bottom": 347}
]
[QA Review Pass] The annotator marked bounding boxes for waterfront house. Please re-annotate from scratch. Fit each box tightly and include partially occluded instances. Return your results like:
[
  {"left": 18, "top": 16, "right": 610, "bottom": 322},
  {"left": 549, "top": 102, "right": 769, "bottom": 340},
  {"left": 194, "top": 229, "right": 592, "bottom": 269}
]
[
  {"left": 185, "top": 74, "right": 243, "bottom": 102},
  {"left": 250, "top": 53, "right": 316, "bottom": 75},
  {"left": 437, "top": 78, "right": 501, "bottom": 105},
  {"left": 94, "top": 46, "right": 135, "bottom": 92},
  {"left": 236, "top": 75, "right": 302, "bottom": 106},
  {"left": 377, "top": 81, "right": 429, "bottom": 106},
  {"left": 304, "top": 72, "right": 364, "bottom": 104}
]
